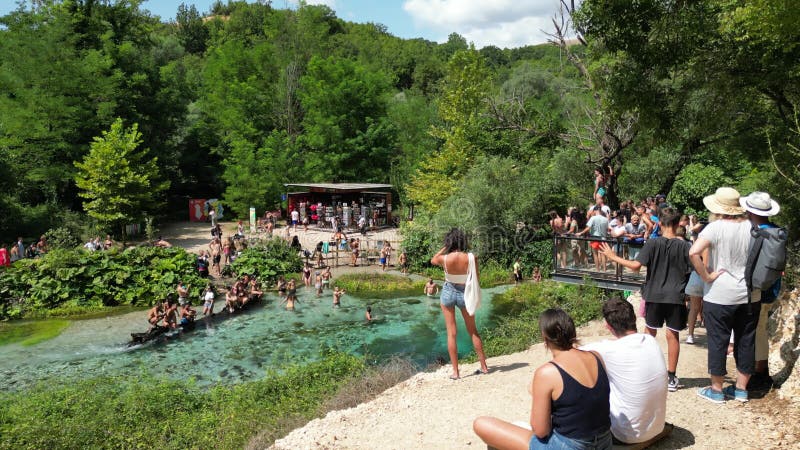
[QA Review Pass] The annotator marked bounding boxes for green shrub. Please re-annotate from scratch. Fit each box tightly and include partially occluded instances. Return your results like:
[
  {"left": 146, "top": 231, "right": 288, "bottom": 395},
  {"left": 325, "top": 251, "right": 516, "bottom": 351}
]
[
  {"left": 43, "top": 227, "right": 80, "bottom": 251},
  {"left": 0, "top": 352, "right": 366, "bottom": 450},
  {"left": 0, "top": 246, "right": 205, "bottom": 319},
  {"left": 400, "top": 217, "right": 440, "bottom": 272},
  {"left": 227, "top": 238, "right": 303, "bottom": 286},
  {"left": 333, "top": 273, "right": 426, "bottom": 299},
  {"left": 481, "top": 281, "right": 605, "bottom": 356}
]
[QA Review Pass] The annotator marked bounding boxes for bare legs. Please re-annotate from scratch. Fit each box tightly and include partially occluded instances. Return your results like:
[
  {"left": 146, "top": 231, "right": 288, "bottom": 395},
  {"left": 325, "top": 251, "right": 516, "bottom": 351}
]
[
  {"left": 461, "top": 307, "right": 489, "bottom": 374},
  {"left": 687, "top": 296, "right": 703, "bottom": 340},
  {"left": 473, "top": 416, "right": 533, "bottom": 450},
  {"left": 646, "top": 326, "right": 680, "bottom": 372},
  {"left": 441, "top": 304, "right": 489, "bottom": 379}
]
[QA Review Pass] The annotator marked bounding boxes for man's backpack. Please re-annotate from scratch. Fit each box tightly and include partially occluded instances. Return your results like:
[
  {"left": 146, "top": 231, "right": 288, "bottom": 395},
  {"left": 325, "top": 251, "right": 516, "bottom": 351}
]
[{"left": 745, "top": 225, "right": 788, "bottom": 292}]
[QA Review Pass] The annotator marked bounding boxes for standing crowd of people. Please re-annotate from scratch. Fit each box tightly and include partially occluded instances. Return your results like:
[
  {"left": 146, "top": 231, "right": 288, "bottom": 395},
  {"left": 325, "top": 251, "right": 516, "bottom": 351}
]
[{"left": 472, "top": 186, "right": 785, "bottom": 449}]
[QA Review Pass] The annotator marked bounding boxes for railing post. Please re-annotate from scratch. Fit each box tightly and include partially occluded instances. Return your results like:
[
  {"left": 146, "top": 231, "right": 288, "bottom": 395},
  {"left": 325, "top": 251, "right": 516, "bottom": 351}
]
[
  {"left": 615, "top": 238, "right": 623, "bottom": 280},
  {"left": 552, "top": 234, "right": 558, "bottom": 275}
]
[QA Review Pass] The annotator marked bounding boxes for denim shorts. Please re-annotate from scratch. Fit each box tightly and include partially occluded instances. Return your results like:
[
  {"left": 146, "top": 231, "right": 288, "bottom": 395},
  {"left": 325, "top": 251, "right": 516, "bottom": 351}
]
[
  {"left": 530, "top": 429, "right": 612, "bottom": 450},
  {"left": 440, "top": 282, "right": 466, "bottom": 309}
]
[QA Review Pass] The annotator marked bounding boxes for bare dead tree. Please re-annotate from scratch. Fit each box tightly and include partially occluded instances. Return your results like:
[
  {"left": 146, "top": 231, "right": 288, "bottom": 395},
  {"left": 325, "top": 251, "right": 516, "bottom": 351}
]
[{"left": 544, "top": 0, "right": 638, "bottom": 208}]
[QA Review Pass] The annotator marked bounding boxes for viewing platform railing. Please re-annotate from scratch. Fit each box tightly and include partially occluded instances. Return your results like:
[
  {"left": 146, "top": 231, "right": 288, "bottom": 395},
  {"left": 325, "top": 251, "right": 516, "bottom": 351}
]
[{"left": 551, "top": 235, "right": 646, "bottom": 291}]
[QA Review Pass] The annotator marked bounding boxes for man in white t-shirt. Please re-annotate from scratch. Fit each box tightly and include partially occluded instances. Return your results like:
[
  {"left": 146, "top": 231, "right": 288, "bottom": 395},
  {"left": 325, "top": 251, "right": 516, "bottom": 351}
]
[{"left": 582, "top": 297, "right": 668, "bottom": 445}]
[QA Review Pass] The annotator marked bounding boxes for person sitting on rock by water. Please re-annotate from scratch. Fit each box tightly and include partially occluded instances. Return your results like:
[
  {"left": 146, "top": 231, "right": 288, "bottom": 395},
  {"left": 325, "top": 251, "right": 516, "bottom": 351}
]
[
  {"left": 147, "top": 301, "right": 165, "bottom": 329},
  {"left": 180, "top": 301, "right": 197, "bottom": 327},
  {"left": 430, "top": 228, "right": 489, "bottom": 380},
  {"left": 473, "top": 308, "right": 612, "bottom": 450}
]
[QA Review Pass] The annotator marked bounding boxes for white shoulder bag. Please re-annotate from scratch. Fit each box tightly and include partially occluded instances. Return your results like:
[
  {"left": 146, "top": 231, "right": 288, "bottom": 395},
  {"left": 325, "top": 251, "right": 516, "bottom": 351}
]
[{"left": 464, "top": 252, "right": 481, "bottom": 316}]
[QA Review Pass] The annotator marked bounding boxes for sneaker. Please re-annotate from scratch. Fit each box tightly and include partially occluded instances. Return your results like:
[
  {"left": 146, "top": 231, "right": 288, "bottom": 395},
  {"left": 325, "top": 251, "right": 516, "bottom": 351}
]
[
  {"left": 723, "top": 385, "right": 749, "bottom": 403},
  {"left": 697, "top": 387, "right": 725, "bottom": 404},
  {"left": 668, "top": 376, "right": 680, "bottom": 392},
  {"left": 685, "top": 335, "right": 694, "bottom": 344}
]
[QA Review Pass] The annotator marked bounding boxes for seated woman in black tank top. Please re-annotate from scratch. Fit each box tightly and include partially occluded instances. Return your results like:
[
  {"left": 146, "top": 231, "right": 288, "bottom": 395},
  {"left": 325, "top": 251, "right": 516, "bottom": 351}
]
[{"left": 473, "top": 309, "right": 612, "bottom": 450}]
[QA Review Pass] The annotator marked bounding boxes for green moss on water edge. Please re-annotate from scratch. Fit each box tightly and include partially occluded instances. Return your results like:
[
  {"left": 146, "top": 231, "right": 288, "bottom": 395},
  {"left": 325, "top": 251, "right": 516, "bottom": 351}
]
[
  {"left": 333, "top": 273, "right": 426, "bottom": 299},
  {"left": 470, "top": 281, "right": 608, "bottom": 359},
  {"left": 0, "top": 320, "right": 71, "bottom": 346}
]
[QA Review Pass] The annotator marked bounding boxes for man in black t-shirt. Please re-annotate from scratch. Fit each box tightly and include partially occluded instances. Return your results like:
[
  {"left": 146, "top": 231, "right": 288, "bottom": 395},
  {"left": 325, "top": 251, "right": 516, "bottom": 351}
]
[{"left": 600, "top": 207, "right": 691, "bottom": 392}]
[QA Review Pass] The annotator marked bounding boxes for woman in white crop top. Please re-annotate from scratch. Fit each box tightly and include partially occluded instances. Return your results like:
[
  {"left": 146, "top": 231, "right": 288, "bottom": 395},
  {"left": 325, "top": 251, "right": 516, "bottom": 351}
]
[{"left": 431, "top": 228, "right": 489, "bottom": 379}]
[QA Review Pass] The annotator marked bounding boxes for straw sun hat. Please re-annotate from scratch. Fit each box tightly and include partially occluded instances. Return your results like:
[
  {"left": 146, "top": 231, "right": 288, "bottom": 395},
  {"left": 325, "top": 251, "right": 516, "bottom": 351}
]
[
  {"left": 703, "top": 187, "right": 745, "bottom": 215},
  {"left": 739, "top": 191, "right": 780, "bottom": 217}
]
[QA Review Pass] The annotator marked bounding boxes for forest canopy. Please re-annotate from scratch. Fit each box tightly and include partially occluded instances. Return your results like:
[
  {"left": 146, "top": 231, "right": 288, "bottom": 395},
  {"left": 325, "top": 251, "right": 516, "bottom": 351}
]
[{"left": 0, "top": 0, "right": 797, "bottom": 260}]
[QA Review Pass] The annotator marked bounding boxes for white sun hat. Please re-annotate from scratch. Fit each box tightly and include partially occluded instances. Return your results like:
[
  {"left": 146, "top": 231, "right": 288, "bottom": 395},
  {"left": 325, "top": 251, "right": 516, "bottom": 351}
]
[{"left": 739, "top": 191, "right": 780, "bottom": 217}]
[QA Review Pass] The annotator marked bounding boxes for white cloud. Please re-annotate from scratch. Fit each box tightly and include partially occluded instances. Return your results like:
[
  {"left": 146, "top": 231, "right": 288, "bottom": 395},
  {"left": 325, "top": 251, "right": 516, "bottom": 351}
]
[{"left": 403, "top": 0, "right": 562, "bottom": 48}]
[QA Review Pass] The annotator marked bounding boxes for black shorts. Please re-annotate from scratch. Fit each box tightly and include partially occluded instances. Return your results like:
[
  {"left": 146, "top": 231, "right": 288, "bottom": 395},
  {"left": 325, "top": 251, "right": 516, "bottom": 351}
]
[
  {"left": 514, "top": 272, "right": 522, "bottom": 282},
  {"left": 645, "top": 302, "right": 688, "bottom": 332},
  {"left": 213, "top": 255, "right": 221, "bottom": 264}
]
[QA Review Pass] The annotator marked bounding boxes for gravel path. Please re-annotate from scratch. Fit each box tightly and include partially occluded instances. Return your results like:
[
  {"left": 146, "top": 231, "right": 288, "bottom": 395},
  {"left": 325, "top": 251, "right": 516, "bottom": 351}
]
[{"left": 270, "top": 294, "right": 799, "bottom": 449}]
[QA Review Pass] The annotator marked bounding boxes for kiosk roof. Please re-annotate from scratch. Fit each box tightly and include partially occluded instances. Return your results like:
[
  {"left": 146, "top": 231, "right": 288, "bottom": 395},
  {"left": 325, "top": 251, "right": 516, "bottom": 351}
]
[{"left": 283, "top": 183, "right": 393, "bottom": 192}]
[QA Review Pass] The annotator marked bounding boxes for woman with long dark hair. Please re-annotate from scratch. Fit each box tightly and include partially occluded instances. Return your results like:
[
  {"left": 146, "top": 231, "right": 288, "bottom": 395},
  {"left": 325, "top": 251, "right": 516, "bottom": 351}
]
[
  {"left": 473, "top": 309, "right": 612, "bottom": 449},
  {"left": 430, "top": 228, "right": 489, "bottom": 379}
]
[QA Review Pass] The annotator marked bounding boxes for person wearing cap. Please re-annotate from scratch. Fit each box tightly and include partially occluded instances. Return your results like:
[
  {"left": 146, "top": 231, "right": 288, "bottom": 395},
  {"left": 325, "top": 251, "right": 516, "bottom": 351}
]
[
  {"left": 689, "top": 187, "right": 761, "bottom": 403},
  {"left": 740, "top": 191, "right": 782, "bottom": 391}
]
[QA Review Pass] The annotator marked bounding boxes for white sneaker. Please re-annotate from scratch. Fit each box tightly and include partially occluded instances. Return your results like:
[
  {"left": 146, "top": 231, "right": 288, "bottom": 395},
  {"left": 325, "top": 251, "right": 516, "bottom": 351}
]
[{"left": 686, "top": 335, "right": 694, "bottom": 344}]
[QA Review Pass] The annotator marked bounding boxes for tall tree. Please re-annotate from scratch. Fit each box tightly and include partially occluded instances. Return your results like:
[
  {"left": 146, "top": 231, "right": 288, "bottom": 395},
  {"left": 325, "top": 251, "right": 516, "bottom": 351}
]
[
  {"left": 406, "top": 48, "right": 491, "bottom": 212},
  {"left": 74, "top": 118, "right": 169, "bottom": 238}
]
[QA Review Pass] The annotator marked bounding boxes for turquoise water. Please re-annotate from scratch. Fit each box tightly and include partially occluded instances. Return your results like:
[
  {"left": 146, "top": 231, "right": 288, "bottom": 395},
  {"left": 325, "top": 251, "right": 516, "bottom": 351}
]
[{"left": 0, "top": 285, "right": 509, "bottom": 390}]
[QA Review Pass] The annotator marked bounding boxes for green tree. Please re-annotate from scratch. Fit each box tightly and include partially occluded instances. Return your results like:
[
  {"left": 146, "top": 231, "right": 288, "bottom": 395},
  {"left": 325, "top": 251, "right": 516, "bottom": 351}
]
[
  {"left": 406, "top": 48, "right": 491, "bottom": 212},
  {"left": 175, "top": 3, "right": 209, "bottom": 55},
  {"left": 74, "top": 119, "right": 169, "bottom": 238}
]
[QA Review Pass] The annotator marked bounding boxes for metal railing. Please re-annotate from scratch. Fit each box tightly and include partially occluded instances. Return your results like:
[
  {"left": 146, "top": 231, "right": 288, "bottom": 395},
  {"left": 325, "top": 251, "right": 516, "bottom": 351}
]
[{"left": 551, "top": 235, "right": 647, "bottom": 291}]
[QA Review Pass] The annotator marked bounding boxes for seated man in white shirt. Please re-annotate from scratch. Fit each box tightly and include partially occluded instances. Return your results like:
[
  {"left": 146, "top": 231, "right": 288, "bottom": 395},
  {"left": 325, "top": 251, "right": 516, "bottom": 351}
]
[{"left": 581, "top": 297, "right": 668, "bottom": 445}]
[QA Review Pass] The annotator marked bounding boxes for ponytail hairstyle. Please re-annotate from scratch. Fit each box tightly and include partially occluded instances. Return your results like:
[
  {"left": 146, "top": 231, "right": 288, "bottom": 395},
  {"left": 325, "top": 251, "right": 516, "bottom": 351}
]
[{"left": 539, "top": 308, "right": 578, "bottom": 351}]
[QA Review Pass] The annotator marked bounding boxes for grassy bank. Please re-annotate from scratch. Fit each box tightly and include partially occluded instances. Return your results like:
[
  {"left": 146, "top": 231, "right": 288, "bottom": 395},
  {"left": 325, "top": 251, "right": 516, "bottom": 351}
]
[
  {"left": 0, "top": 320, "right": 70, "bottom": 347},
  {"left": 415, "top": 260, "right": 512, "bottom": 287},
  {"left": 480, "top": 281, "right": 606, "bottom": 356},
  {"left": 0, "top": 352, "right": 377, "bottom": 449},
  {"left": 334, "top": 273, "right": 426, "bottom": 298}
]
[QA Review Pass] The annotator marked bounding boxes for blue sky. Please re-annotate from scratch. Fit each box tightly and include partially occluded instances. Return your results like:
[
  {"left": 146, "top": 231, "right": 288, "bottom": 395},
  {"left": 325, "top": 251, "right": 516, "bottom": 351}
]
[{"left": 0, "top": 0, "right": 561, "bottom": 48}]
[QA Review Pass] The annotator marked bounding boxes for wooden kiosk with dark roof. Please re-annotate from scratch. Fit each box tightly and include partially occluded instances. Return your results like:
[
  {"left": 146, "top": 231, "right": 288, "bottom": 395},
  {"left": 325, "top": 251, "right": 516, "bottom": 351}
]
[{"left": 283, "top": 183, "right": 395, "bottom": 229}]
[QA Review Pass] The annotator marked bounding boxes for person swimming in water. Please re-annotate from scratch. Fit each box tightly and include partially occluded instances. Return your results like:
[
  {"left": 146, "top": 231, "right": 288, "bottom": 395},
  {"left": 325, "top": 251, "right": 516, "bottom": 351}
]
[
  {"left": 314, "top": 271, "right": 323, "bottom": 297},
  {"left": 333, "top": 286, "right": 345, "bottom": 307},
  {"left": 282, "top": 279, "right": 298, "bottom": 310},
  {"left": 365, "top": 306, "right": 373, "bottom": 322},
  {"left": 276, "top": 275, "right": 287, "bottom": 299},
  {"left": 321, "top": 267, "right": 332, "bottom": 290},
  {"left": 424, "top": 278, "right": 439, "bottom": 297}
]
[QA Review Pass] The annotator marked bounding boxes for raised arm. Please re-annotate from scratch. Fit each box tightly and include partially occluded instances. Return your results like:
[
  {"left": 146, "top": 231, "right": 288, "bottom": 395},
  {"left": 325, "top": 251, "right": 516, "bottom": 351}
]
[{"left": 599, "top": 243, "right": 642, "bottom": 272}]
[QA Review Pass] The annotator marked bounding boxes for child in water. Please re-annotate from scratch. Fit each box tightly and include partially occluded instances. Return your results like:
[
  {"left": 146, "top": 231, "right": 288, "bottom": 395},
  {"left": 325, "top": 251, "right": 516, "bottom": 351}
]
[
  {"left": 333, "top": 287, "right": 345, "bottom": 307},
  {"left": 365, "top": 306, "right": 373, "bottom": 322},
  {"left": 282, "top": 279, "right": 298, "bottom": 310}
]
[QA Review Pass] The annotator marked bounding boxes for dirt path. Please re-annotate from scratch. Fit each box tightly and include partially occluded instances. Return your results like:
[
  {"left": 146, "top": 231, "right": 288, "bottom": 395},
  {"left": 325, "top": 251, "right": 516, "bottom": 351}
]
[
  {"left": 159, "top": 221, "right": 402, "bottom": 279},
  {"left": 270, "top": 293, "right": 799, "bottom": 449}
]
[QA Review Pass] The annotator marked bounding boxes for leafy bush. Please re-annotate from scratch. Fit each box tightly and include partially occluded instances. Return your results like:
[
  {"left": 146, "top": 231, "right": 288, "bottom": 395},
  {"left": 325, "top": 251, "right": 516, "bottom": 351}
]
[
  {"left": 668, "top": 163, "right": 728, "bottom": 216},
  {"left": 43, "top": 227, "right": 80, "bottom": 251},
  {"left": 227, "top": 238, "right": 303, "bottom": 286},
  {"left": 0, "top": 352, "right": 366, "bottom": 450},
  {"left": 481, "top": 281, "right": 605, "bottom": 356},
  {"left": 400, "top": 216, "right": 440, "bottom": 272},
  {"left": 333, "top": 273, "right": 426, "bottom": 299},
  {"left": 0, "top": 246, "right": 205, "bottom": 319}
]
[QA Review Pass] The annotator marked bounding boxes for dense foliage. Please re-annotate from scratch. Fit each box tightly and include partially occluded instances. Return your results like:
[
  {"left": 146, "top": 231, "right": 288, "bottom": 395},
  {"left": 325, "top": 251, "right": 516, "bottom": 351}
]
[
  {"left": 225, "top": 238, "right": 303, "bottom": 285},
  {"left": 481, "top": 281, "right": 606, "bottom": 356},
  {"left": 0, "top": 351, "right": 366, "bottom": 450},
  {"left": 0, "top": 247, "right": 205, "bottom": 319}
]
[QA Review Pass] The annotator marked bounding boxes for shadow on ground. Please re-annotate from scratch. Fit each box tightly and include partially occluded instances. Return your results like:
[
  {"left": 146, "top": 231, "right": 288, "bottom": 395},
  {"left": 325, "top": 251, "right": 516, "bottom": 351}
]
[{"left": 649, "top": 424, "right": 695, "bottom": 449}]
